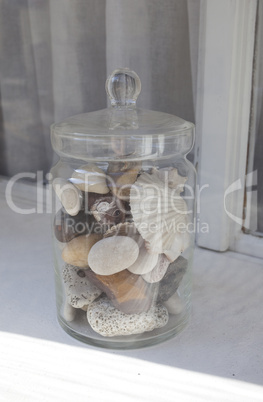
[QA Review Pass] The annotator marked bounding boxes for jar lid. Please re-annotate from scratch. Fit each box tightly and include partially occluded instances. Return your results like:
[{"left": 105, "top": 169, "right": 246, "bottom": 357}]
[{"left": 51, "top": 68, "right": 194, "bottom": 161}]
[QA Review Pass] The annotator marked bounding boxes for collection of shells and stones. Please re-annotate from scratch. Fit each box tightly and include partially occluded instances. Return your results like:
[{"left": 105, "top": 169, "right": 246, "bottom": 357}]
[{"left": 53, "top": 161, "right": 190, "bottom": 337}]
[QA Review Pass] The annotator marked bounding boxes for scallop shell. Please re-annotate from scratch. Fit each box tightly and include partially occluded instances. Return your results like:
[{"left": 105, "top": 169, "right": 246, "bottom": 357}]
[
  {"left": 156, "top": 167, "right": 187, "bottom": 193},
  {"left": 70, "top": 164, "right": 109, "bottom": 194},
  {"left": 163, "top": 230, "right": 191, "bottom": 262},
  {"left": 104, "top": 223, "right": 158, "bottom": 275},
  {"left": 130, "top": 170, "right": 189, "bottom": 255}
]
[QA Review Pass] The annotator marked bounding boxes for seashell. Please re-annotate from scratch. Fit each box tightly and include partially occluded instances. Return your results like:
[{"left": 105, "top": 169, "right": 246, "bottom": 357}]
[
  {"left": 88, "top": 236, "right": 139, "bottom": 275},
  {"left": 53, "top": 178, "right": 83, "bottom": 216},
  {"left": 156, "top": 167, "right": 187, "bottom": 193},
  {"left": 157, "top": 256, "right": 188, "bottom": 303},
  {"left": 163, "top": 292, "right": 183, "bottom": 315},
  {"left": 164, "top": 230, "right": 191, "bottom": 262},
  {"left": 87, "top": 296, "right": 168, "bottom": 337},
  {"left": 127, "top": 245, "right": 158, "bottom": 275},
  {"left": 62, "top": 263, "right": 102, "bottom": 308},
  {"left": 107, "top": 161, "right": 141, "bottom": 200},
  {"left": 70, "top": 164, "right": 109, "bottom": 194},
  {"left": 130, "top": 170, "right": 189, "bottom": 254},
  {"left": 90, "top": 195, "right": 126, "bottom": 226},
  {"left": 85, "top": 268, "right": 156, "bottom": 314},
  {"left": 142, "top": 254, "right": 170, "bottom": 283},
  {"left": 62, "top": 233, "right": 102, "bottom": 268},
  {"left": 104, "top": 223, "right": 157, "bottom": 275}
]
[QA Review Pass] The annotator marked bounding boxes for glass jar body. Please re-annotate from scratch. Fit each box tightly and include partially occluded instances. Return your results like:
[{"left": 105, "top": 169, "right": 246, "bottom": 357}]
[{"left": 50, "top": 154, "right": 196, "bottom": 349}]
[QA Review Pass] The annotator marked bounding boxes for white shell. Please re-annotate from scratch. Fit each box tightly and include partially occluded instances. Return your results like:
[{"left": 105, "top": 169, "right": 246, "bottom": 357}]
[
  {"left": 104, "top": 223, "right": 156, "bottom": 275},
  {"left": 156, "top": 167, "right": 187, "bottom": 193},
  {"left": 142, "top": 254, "right": 170, "bottom": 283},
  {"left": 88, "top": 236, "right": 139, "bottom": 275},
  {"left": 87, "top": 296, "right": 169, "bottom": 337},
  {"left": 130, "top": 170, "right": 189, "bottom": 254},
  {"left": 164, "top": 230, "right": 191, "bottom": 262},
  {"left": 163, "top": 292, "right": 183, "bottom": 315},
  {"left": 70, "top": 164, "right": 109, "bottom": 194},
  {"left": 62, "top": 264, "right": 102, "bottom": 308},
  {"left": 127, "top": 245, "right": 159, "bottom": 275},
  {"left": 53, "top": 178, "right": 82, "bottom": 216}
]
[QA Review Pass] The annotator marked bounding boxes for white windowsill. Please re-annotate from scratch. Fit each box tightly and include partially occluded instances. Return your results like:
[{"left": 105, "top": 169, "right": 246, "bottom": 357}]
[{"left": 0, "top": 177, "right": 263, "bottom": 401}]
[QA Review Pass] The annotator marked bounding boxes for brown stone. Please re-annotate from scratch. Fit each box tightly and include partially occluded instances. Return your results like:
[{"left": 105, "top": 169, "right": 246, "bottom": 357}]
[
  {"left": 54, "top": 208, "right": 99, "bottom": 243},
  {"left": 62, "top": 234, "right": 102, "bottom": 268},
  {"left": 85, "top": 268, "right": 156, "bottom": 314}
]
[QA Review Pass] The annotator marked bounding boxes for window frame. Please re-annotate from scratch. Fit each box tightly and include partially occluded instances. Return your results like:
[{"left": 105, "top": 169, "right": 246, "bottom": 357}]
[{"left": 195, "top": 0, "right": 262, "bottom": 257}]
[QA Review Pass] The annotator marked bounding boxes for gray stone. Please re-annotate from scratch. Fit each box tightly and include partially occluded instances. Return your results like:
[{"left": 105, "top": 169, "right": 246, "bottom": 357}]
[{"left": 157, "top": 256, "right": 188, "bottom": 303}]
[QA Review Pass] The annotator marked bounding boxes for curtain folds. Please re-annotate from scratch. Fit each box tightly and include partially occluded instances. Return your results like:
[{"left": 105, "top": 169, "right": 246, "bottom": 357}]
[{"left": 0, "top": 0, "right": 200, "bottom": 177}]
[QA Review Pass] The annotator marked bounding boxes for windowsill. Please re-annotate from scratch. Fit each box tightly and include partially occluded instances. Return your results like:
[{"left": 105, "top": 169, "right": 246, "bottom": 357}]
[{"left": 1, "top": 177, "right": 263, "bottom": 400}]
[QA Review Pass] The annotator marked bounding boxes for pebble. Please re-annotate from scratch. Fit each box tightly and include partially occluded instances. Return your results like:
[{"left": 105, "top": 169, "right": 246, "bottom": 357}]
[
  {"left": 53, "top": 178, "right": 83, "bottom": 216},
  {"left": 88, "top": 236, "right": 139, "bottom": 275},
  {"left": 85, "top": 268, "right": 155, "bottom": 314},
  {"left": 142, "top": 254, "right": 170, "bottom": 283},
  {"left": 87, "top": 296, "right": 169, "bottom": 337},
  {"left": 157, "top": 256, "right": 188, "bottom": 303},
  {"left": 63, "top": 302, "right": 77, "bottom": 322},
  {"left": 62, "top": 233, "right": 102, "bottom": 267},
  {"left": 163, "top": 292, "right": 183, "bottom": 315},
  {"left": 71, "top": 164, "right": 109, "bottom": 194},
  {"left": 54, "top": 208, "right": 93, "bottom": 243},
  {"left": 62, "top": 264, "right": 102, "bottom": 308}
]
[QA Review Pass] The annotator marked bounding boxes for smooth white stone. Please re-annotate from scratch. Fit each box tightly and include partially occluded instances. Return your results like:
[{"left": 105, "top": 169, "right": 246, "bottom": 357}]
[
  {"left": 88, "top": 236, "right": 139, "bottom": 275},
  {"left": 163, "top": 292, "right": 183, "bottom": 315},
  {"left": 63, "top": 302, "right": 77, "bottom": 322}
]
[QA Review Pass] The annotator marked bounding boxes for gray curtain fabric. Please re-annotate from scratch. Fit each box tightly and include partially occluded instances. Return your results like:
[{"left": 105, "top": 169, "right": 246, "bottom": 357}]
[{"left": 0, "top": 0, "right": 200, "bottom": 177}]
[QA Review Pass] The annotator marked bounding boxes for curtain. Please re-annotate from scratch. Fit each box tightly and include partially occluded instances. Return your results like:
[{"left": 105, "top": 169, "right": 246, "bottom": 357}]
[{"left": 0, "top": 0, "right": 200, "bottom": 177}]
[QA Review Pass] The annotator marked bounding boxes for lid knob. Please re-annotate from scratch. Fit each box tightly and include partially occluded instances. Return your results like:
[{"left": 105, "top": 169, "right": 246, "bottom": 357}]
[{"left": 106, "top": 68, "right": 141, "bottom": 107}]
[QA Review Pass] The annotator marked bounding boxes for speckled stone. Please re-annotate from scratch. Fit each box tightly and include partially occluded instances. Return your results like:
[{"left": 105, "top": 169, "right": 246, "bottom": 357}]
[
  {"left": 157, "top": 256, "right": 188, "bottom": 303},
  {"left": 87, "top": 296, "right": 168, "bottom": 337},
  {"left": 62, "top": 264, "right": 102, "bottom": 308}
]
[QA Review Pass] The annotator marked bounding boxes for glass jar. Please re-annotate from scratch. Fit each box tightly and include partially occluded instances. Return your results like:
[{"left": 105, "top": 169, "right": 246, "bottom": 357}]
[{"left": 50, "top": 68, "right": 196, "bottom": 349}]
